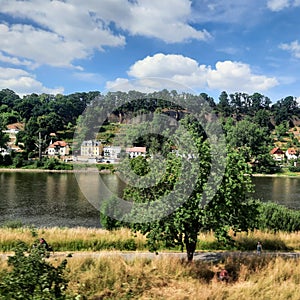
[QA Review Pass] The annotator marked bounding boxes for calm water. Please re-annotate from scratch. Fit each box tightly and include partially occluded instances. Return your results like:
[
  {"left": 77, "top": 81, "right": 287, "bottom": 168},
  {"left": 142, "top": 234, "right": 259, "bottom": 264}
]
[
  {"left": 252, "top": 176, "right": 300, "bottom": 209},
  {"left": 0, "top": 172, "right": 299, "bottom": 228},
  {"left": 0, "top": 171, "right": 125, "bottom": 228}
]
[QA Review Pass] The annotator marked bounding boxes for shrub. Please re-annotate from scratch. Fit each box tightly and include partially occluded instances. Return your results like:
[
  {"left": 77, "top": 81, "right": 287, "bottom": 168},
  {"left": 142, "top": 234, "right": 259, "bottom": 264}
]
[
  {"left": 256, "top": 202, "right": 300, "bottom": 232},
  {"left": 2, "top": 220, "right": 23, "bottom": 229},
  {"left": 0, "top": 241, "right": 69, "bottom": 299}
]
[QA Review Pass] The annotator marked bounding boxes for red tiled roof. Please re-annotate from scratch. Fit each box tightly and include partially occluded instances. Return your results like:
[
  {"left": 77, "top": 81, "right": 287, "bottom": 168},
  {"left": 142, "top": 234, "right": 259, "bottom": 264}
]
[
  {"left": 6, "top": 122, "right": 24, "bottom": 130},
  {"left": 48, "top": 141, "right": 68, "bottom": 148},
  {"left": 126, "top": 147, "right": 146, "bottom": 153},
  {"left": 286, "top": 148, "right": 297, "bottom": 154},
  {"left": 270, "top": 147, "right": 284, "bottom": 154}
]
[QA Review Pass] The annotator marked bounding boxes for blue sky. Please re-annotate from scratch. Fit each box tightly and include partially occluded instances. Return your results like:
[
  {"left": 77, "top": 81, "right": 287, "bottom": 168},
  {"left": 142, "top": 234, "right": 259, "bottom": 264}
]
[{"left": 1, "top": 0, "right": 300, "bottom": 102}]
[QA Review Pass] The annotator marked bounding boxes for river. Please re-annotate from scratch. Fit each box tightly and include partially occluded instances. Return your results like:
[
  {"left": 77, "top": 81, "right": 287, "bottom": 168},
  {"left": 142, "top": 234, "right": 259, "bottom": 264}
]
[{"left": 0, "top": 171, "right": 299, "bottom": 228}]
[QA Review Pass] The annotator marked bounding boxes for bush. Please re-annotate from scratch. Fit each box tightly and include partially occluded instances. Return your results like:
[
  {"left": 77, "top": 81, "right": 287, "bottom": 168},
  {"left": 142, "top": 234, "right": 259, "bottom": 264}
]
[
  {"left": 0, "top": 241, "right": 69, "bottom": 299},
  {"left": 2, "top": 220, "right": 23, "bottom": 229},
  {"left": 256, "top": 202, "right": 300, "bottom": 232}
]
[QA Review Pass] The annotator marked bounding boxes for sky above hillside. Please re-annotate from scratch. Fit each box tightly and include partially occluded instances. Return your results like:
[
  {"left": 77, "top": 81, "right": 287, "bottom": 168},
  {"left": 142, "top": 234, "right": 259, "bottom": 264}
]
[{"left": 0, "top": 0, "right": 300, "bottom": 102}]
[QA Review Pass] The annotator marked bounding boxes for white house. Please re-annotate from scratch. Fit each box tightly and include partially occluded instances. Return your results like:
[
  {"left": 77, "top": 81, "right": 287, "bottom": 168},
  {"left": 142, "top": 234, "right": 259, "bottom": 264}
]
[
  {"left": 47, "top": 141, "right": 70, "bottom": 156},
  {"left": 285, "top": 148, "right": 298, "bottom": 160},
  {"left": 2, "top": 122, "right": 24, "bottom": 153},
  {"left": 125, "top": 146, "right": 146, "bottom": 158},
  {"left": 103, "top": 146, "right": 122, "bottom": 162},
  {"left": 270, "top": 147, "right": 285, "bottom": 161}
]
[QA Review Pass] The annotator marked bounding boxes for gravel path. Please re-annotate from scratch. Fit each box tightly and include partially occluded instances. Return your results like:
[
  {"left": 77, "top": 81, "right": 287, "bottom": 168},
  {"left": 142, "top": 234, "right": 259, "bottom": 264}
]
[{"left": 1, "top": 251, "right": 299, "bottom": 261}]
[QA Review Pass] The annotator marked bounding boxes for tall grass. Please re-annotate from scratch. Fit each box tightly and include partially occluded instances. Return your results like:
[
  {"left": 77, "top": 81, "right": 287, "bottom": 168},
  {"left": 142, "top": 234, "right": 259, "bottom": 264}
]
[
  {"left": 49, "top": 254, "right": 300, "bottom": 299},
  {"left": 0, "top": 227, "right": 147, "bottom": 252},
  {"left": 0, "top": 227, "right": 299, "bottom": 252}
]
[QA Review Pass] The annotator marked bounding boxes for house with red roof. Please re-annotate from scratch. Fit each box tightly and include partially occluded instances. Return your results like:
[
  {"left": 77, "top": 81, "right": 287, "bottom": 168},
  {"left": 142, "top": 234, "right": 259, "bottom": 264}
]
[
  {"left": 285, "top": 147, "right": 298, "bottom": 160},
  {"left": 47, "top": 140, "right": 70, "bottom": 157},
  {"left": 125, "top": 146, "right": 146, "bottom": 158},
  {"left": 270, "top": 147, "right": 285, "bottom": 161}
]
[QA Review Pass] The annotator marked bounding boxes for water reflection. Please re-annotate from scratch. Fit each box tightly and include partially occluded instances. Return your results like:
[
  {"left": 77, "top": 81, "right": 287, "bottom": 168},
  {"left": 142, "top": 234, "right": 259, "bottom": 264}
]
[
  {"left": 0, "top": 172, "right": 125, "bottom": 228},
  {"left": 0, "top": 172, "right": 299, "bottom": 228},
  {"left": 252, "top": 176, "right": 300, "bottom": 209}
]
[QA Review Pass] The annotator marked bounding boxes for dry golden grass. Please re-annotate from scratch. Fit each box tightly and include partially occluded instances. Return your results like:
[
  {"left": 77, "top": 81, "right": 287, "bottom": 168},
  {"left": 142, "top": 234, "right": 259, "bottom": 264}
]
[
  {"left": 0, "top": 227, "right": 299, "bottom": 253},
  {"left": 234, "top": 229, "right": 300, "bottom": 250},
  {"left": 0, "top": 227, "right": 147, "bottom": 251},
  {"left": 1, "top": 231, "right": 299, "bottom": 300},
  {"left": 47, "top": 254, "right": 300, "bottom": 299}
]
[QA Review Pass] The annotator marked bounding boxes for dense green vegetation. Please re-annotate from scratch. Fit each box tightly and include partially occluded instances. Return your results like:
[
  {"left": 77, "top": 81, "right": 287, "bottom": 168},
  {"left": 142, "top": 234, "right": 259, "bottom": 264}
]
[
  {"left": 1, "top": 88, "right": 300, "bottom": 170},
  {"left": 0, "top": 241, "right": 68, "bottom": 299}
]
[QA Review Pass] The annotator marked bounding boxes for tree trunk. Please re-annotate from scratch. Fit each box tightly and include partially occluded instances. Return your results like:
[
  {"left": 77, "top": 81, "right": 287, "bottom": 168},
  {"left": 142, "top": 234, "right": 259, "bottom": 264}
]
[{"left": 185, "top": 236, "right": 196, "bottom": 262}]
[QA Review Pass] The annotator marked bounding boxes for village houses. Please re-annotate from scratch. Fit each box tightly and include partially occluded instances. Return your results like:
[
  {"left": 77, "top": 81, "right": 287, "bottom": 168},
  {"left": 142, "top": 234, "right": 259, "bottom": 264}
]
[{"left": 47, "top": 140, "right": 70, "bottom": 157}]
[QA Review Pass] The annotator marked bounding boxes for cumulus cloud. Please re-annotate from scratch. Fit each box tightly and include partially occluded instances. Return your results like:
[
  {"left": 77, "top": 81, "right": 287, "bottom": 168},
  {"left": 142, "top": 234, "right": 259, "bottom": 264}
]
[
  {"left": 279, "top": 40, "right": 300, "bottom": 58},
  {"left": 267, "top": 0, "right": 300, "bottom": 11},
  {"left": 0, "top": 0, "right": 209, "bottom": 69},
  {"left": 0, "top": 67, "right": 64, "bottom": 96},
  {"left": 0, "top": 51, "right": 36, "bottom": 69},
  {"left": 267, "top": 0, "right": 290, "bottom": 11},
  {"left": 117, "top": 0, "right": 211, "bottom": 43},
  {"left": 107, "top": 54, "right": 278, "bottom": 94}
]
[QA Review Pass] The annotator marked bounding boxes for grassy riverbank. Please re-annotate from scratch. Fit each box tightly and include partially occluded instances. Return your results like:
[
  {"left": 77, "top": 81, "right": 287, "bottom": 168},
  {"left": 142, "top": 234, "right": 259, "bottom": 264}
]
[
  {"left": 0, "top": 249, "right": 299, "bottom": 299},
  {"left": 0, "top": 227, "right": 299, "bottom": 252},
  {"left": 0, "top": 227, "right": 299, "bottom": 299}
]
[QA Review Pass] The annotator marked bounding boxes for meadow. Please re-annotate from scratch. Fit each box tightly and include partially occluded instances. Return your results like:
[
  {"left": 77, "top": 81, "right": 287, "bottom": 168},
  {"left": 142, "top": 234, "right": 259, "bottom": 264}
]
[
  {"left": 0, "top": 227, "right": 299, "bottom": 299},
  {"left": 1, "top": 248, "right": 299, "bottom": 299},
  {"left": 0, "top": 226, "right": 299, "bottom": 252}
]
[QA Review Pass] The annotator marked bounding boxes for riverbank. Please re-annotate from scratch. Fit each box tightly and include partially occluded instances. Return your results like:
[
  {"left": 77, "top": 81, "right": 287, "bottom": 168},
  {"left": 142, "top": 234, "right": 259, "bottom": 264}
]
[
  {"left": 2, "top": 167, "right": 300, "bottom": 177},
  {"left": 0, "top": 227, "right": 298, "bottom": 252},
  {"left": 0, "top": 167, "right": 112, "bottom": 174},
  {"left": 1, "top": 245, "right": 299, "bottom": 299},
  {"left": 253, "top": 172, "right": 300, "bottom": 177},
  {"left": 0, "top": 227, "right": 299, "bottom": 299}
]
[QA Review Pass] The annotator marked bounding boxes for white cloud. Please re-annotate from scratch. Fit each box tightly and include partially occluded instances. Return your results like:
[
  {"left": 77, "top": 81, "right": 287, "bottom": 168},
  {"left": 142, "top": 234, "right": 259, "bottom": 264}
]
[
  {"left": 267, "top": 0, "right": 290, "bottom": 11},
  {"left": 0, "top": 23, "right": 90, "bottom": 68},
  {"left": 0, "top": 0, "right": 209, "bottom": 69},
  {"left": 279, "top": 40, "right": 300, "bottom": 58},
  {"left": 267, "top": 0, "right": 300, "bottom": 11},
  {"left": 0, "top": 51, "right": 37, "bottom": 69},
  {"left": 117, "top": 0, "right": 211, "bottom": 43},
  {"left": 206, "top": 61, "right": 278, "bottom": 92},
  {"left": 107, "top": 54, "right": 279, "bottom": 94},
  {"left": 0, "top": 67, "right": 64, "bottom": 96}
]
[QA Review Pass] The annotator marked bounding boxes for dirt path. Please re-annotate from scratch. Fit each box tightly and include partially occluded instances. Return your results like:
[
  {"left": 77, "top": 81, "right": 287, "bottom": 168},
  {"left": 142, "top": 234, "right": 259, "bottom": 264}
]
[{"left": 2, "top": 250, "right": 298, "bottom": 262}]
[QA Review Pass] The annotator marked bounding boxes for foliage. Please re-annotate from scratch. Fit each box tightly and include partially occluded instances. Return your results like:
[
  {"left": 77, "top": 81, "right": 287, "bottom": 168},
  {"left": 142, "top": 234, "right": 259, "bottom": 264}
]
[
  {"left": 114, "top": 114, "right": 258, "bottom": 261},
  {"left": 251, "top": 152, "right": 281, "bottom": 174},
  {"left": 225, "top": 118, "right": 271, "bottom": 161},
  {"left": 0, "top": 125, "right": 9, "bottom": 149},
  {"left": 255, "top": 201, "right": 300, "bottom": 232},
  {"left": 100, "top": 196, "right": 125, "bottom": 230},
  {"left": 0, "top": 241, "right": 68, "bottom": 299}
]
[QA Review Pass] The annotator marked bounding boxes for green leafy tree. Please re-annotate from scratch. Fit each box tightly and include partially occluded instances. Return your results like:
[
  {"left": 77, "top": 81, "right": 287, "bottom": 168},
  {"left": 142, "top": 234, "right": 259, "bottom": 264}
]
[
  {"left": 225, "top": 118, "right": 271, "bottom": 162},
  {"left": 0, "top": 125, "right": 9, "bottom": 149},
  {"left": 112, "top": 116, "right": 257, "bottom": 261},
  {"left": 275, "top": 122, "right": 289, "bottom": 140},
  {"left": 217, "top": 91, "right": 231, "bottom": 117}
]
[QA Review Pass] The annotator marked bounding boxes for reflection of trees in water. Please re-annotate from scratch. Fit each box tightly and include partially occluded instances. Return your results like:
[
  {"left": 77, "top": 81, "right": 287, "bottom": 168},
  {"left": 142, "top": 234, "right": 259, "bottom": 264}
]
[
  {"left": 253, "top": 177, "right": 300, "bottom": 209},
  {"left": 0, "top": 172, "right": 112, "bottom": 227}
]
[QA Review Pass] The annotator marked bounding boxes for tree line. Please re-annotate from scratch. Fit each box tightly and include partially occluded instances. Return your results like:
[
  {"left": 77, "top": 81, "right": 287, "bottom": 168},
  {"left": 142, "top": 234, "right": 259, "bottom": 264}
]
[{"left": 1, "top": 88, "right": 299, "bottom": 166}]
